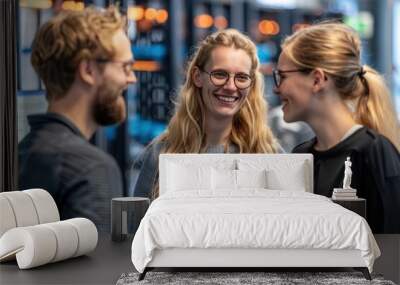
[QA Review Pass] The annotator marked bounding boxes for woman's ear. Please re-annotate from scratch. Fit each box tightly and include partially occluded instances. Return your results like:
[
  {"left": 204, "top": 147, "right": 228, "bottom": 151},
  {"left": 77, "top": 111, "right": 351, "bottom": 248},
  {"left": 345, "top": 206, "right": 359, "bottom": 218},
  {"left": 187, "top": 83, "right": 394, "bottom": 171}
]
[
  {"left": 78, "top": 59, "right": 96, "bottom": 86},
  {"left": 311, "top": 68, "right": 328, "bottom": 94},
  {"left": 192, "top": 66, "right": 203, "bottom": 88}
]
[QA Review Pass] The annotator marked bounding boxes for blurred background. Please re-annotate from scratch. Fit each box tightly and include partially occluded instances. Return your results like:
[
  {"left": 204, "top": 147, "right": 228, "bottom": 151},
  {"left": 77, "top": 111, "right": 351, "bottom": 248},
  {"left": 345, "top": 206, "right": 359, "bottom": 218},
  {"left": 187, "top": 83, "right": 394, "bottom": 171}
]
[{"left": 16, "top": 0, "right": 400, "bottom": 196}]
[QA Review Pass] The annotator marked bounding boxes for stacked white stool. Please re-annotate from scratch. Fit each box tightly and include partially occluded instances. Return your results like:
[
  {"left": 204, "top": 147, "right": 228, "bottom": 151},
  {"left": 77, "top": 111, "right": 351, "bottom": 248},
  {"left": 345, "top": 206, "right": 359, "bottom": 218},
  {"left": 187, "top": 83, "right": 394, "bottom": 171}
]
[{"left": 0, "top": 189, "right": 97, "bottom": 269}]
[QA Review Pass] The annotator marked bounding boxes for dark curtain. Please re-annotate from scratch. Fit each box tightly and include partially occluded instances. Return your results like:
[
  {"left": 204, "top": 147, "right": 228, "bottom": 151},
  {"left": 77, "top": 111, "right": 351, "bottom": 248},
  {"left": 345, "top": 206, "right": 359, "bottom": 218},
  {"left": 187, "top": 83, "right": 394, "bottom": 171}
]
[{"left": 0, "top": 0, "right": 18, "bottom": 192}]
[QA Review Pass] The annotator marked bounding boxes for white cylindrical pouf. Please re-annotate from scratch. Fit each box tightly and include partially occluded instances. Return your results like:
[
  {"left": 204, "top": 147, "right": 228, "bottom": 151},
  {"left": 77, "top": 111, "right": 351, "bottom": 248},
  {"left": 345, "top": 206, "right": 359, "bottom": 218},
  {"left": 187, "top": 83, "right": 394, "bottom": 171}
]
[
  {"left": 24, "top": 189, "right": 60, "bottom": 223},
  {"left": 65, "top": 218, "right": 98, "bottom": 257},
  {"left": 42, "top": 221, "right": 79, "bottom": 262},
  {"left": 0, "top": 196, "right": 17, "bottom": 237},
  {"left": 1, "top": 192, "right": 39, "bottom": 227},
  {"left": 0, "top": 226, "right": 57, "bottom": 269}
]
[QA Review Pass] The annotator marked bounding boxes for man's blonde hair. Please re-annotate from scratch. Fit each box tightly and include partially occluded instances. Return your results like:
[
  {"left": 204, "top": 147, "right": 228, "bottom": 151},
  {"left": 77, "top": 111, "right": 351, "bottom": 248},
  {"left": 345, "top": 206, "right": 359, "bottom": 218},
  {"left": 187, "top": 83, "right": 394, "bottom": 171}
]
[{"left": 31, "top": 6, "right": 126, "bottom": 100}]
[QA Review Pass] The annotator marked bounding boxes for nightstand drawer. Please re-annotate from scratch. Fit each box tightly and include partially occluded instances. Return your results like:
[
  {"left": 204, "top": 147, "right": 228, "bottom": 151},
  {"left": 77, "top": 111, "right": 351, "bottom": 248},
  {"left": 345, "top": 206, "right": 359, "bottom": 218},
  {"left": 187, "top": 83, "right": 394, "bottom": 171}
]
[{"left": 332, "top": 198, "right": 366, "bottom": 219}]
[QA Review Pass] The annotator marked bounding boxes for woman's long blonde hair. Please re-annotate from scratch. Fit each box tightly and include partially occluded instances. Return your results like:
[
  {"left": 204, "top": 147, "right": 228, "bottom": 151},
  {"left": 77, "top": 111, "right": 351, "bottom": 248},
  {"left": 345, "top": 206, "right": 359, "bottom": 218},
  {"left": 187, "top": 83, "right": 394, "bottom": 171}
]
[
  {"left": 158, "top": 29, "right": 277, "bottom": 154},
  {"left": 282, "top": 22, "right": 400, "bottom": 150}
]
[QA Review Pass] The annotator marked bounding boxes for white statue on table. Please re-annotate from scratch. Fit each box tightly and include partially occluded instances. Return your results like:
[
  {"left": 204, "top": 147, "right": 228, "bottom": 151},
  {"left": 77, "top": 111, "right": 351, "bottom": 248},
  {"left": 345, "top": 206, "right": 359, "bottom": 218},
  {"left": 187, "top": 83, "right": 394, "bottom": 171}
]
[
  {"left": 342, "top": 157, "right": 353, "bottom": 189},
  {"left": 332, "top": 157, "right": 357, "bottom": 199}
]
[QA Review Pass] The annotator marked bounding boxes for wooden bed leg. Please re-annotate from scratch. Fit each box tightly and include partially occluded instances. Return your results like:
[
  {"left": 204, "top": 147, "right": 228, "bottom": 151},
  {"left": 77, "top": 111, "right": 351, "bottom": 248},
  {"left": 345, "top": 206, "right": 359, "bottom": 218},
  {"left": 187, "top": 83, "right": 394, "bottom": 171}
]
[
  {"left": 138, "top": 268, "right": 148, "bottom": 281},
  {"left": 354, "top": 267, "right": 371, "bottom": 280}
]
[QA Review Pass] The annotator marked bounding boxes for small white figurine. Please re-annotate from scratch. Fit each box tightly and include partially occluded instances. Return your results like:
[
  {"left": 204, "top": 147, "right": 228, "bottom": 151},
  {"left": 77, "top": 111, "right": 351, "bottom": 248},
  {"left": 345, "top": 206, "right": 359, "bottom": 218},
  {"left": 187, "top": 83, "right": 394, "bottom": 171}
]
[
  {"left": 342, "top": 157, "right": 352, "bottom": 189},
  {"left": 332, "top": 157, "right": 357, "bottom": 199}
]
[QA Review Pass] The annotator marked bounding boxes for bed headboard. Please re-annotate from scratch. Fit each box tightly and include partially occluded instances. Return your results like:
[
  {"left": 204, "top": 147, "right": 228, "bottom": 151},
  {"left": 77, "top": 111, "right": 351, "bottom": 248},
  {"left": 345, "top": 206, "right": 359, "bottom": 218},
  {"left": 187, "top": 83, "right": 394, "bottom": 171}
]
[{"left": 159, "top": 154, "right": 313, "bottom": 195}]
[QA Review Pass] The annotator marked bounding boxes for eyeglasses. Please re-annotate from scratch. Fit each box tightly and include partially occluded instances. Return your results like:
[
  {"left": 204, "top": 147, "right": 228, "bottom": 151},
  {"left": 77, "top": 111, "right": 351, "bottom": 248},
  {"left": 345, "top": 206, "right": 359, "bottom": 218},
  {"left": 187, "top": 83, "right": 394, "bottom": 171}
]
[
  {"left": 200, "top": 68, "right": 253, "bottom": 90},
  {"left": 272, "top": 68, "right": 311, "bottom": 88},
  {"left": 96, "top": 59, "right": 135, "bottom": 76}
]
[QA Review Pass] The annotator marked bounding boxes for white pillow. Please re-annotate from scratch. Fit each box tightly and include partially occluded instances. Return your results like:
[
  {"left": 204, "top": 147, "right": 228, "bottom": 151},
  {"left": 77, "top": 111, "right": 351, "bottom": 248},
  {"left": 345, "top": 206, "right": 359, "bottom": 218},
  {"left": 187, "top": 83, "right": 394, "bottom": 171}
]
[
  {"left": 237, "top": 159, "right": 308, "bottom": 192},
  {"left": 266, "top": 168, "right": 306, "bottom": 191},
  {"left": 167, "top": 162, "right": 212, "bottom": 191},
  {"left": 237, "top": 169, "right": 267, "bottom": 189},
  {"left": 212, "top": 168, "right": 237, "bottom": 190}
]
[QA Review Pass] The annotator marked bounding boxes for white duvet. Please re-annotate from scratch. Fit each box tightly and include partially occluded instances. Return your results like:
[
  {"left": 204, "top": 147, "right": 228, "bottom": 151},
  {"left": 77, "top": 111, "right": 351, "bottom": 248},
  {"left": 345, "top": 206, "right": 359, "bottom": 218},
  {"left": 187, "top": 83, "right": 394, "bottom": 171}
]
[{"left": 131, "top": 190, "right": 380, "bottom": 273}]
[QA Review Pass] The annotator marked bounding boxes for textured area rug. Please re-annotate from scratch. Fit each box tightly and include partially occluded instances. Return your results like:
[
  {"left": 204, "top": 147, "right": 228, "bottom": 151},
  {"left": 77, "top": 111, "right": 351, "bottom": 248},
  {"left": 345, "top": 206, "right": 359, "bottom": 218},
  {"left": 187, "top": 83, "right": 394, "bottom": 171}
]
[{"left": 116, "top": 271, "right": 396, "bottom": 285}]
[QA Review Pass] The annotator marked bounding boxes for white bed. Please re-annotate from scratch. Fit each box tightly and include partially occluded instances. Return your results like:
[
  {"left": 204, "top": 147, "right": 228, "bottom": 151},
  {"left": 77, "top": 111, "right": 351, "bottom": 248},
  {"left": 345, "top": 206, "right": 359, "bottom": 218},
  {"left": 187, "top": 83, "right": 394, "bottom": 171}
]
[{"left": 131, "top": 154, "right": 380, "bottom": 280}]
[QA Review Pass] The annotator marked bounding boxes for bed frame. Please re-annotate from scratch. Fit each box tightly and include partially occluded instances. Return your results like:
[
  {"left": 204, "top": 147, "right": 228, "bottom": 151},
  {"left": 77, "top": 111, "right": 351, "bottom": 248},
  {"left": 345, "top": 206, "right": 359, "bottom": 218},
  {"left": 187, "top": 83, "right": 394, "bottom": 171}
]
[
  {"left": 138, "top": 154, "right": 372, "bottom": 281},
  {"left": 139, "top": 248, "right": 371, "bottom": 280}
]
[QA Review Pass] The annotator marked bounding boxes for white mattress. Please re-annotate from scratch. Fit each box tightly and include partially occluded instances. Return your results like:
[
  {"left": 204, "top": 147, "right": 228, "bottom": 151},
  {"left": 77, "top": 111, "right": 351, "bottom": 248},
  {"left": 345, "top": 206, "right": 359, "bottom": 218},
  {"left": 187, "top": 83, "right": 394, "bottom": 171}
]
[{"left": 131, "top": 190, "right": 380, "bottom": 273}]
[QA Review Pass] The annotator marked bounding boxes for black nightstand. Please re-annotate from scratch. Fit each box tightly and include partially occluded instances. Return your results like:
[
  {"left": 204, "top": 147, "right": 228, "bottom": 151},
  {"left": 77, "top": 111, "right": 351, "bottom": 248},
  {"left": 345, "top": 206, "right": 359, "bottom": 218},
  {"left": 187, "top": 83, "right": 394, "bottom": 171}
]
[
  {"left": 111, "top": 197, "right": 150, "bottom": 242},
  {"left": 331, "top": 198, "right": 366, "bottom": 219}
]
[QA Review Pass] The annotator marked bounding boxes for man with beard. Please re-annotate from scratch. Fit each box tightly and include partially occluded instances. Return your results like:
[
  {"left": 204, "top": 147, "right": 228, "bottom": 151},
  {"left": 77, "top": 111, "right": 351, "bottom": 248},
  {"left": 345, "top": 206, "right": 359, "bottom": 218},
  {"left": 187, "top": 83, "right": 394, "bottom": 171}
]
[{"left": 18, "top": 6, "right": 136, "bottom": 232}]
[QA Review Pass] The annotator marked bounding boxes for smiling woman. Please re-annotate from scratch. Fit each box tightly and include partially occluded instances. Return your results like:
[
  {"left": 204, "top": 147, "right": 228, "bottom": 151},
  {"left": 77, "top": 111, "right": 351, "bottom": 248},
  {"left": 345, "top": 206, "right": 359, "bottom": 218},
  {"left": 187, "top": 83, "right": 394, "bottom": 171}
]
[
  {"left": 132, "top": 29, "right": 282, "bottom": 199},
  {"left": 274, "top": 22, "right": 400, "bottom": 233}
]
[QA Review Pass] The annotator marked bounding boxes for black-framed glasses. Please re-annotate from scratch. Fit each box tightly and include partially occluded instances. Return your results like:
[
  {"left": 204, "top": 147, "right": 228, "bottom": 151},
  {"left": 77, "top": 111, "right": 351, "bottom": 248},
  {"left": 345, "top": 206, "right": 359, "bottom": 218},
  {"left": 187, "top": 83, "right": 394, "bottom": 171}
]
[
  {"left": 200, "top": 68, "right": 253, "bottom": 90},
  {"left": 96, "top": 59, "right": 135, "bottom": 76},
  {"left": 272, "top": 68, "right": 311, "bottom": 88}
]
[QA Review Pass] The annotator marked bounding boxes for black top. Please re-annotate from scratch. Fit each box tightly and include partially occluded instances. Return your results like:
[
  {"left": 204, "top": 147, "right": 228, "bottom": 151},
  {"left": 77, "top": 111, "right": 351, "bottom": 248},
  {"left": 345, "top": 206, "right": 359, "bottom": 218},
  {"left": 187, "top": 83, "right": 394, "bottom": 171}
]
[
  {"left": 293, "top": 127, "right": 400, "bottom": 233},
  {"left": 18, "top": 113, "right": 123, "bottom": 232}
]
